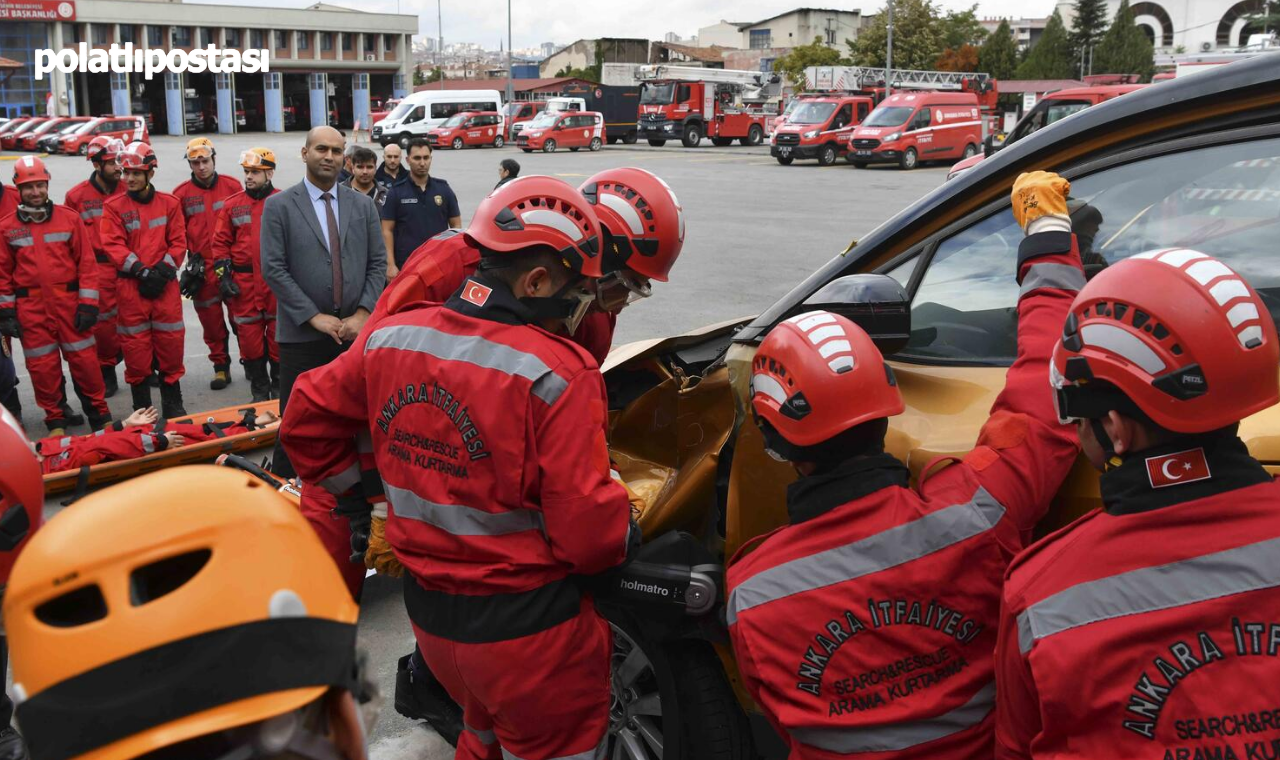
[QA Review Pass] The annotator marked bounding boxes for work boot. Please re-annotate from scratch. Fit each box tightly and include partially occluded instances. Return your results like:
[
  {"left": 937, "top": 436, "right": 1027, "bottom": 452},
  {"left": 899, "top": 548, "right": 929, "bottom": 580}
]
[
  {"left": 246, "top": 358, "right": 272, "bottom": 403},
  {"left": 130, "top": 383, "right": 152, "bottom": 412},
  {"left": 210, "top": 363, "right": 232, "bottom": 391},
  {"left": 87, "top": 411, "right": 113, "bottom": 432},
  {"left": 394, "top": 650, "right": 464, "bottom": 742},
  {"left": 101, "top": 364, "right": 119, "bottom": 398},
  {"left": 46, "top": 426, "right": 66, "bottom": 438},
  {"left": 159, "top": 381, "right": 187, "bottom": 419},
  {"left": 57, "top": 401, "right": 84, "bottom": 428},
  {"left": 0, "top": 725, "right": 29, "bottom": 760}
]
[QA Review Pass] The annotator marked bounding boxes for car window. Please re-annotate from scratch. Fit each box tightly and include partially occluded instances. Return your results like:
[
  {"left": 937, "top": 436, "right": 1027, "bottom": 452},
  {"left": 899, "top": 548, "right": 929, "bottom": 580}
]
[
  {"left": 912, "top": 109, "right": 932, "bottom": 131},
  {"left": 900, "top": 136, "right": 1280, "bottom": 364},
  {"left": 857, "top": 102, "right": 870, "bottom": 121}
]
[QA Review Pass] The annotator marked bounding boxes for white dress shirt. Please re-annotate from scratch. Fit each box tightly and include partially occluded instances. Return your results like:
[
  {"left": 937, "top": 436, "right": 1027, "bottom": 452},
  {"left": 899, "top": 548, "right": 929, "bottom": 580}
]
[{"left": 303, "top": 175, "right": 340, "bottom": 250}]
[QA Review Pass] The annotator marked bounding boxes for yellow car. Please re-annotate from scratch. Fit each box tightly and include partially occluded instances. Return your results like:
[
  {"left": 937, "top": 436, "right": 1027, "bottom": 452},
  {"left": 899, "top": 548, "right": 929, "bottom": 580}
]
[{"left": 599, "top": 56, "right": 1280, "bottom": 760}]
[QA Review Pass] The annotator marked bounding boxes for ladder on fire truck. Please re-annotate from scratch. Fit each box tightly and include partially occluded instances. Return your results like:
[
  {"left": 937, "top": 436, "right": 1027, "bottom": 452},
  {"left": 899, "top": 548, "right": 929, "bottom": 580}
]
[
  {"left": 636, "top": 64, "right": 776, "bottom": 88},
  {"left": 804, "top": 66, "right": 993, "bottom": 92}
]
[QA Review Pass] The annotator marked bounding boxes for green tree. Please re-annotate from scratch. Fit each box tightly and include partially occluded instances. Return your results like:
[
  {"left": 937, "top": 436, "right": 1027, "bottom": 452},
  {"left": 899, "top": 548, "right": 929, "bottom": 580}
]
[
  {"left": 1016, "top": 9, "right": 1075, "bottom": 79},
  {"left": 554, "top": 64, "right": 601, "bottom": 81},
  {"left": 848, "top": 0, "right": 944, "bottom": 70},
  {"left": 773, "top": 36, "right": 849, "bottom": 87},
  {"left": 1244, "top": 0, "right": 1280, "bottom": 40},
  {"left": 978, "top": 19, "right": 1017, "bottom": 79},
  {"left": 938, "top": 5, "right": 988, "bottom": 49},
  {"left": 1093, "top": 0, "right": 1155, "bottom": 79},
  {"left": 1071, "top": 0, "right": 1109, "bottom": 75}
]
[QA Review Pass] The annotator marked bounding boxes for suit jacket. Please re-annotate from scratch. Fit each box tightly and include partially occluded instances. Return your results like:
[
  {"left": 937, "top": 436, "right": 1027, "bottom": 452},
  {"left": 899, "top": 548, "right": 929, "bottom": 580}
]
[{"left": 261, "top": 180, "right": 387, "bottom": 343}]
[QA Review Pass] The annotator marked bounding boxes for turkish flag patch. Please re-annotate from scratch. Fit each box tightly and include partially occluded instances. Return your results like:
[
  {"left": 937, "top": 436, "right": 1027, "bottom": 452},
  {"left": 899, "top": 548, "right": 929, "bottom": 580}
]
[
  {"left": 461, "top": 280, "right": 492, "bottom": 307},
  {"left": 1145, "top": 448, "right": 1212, "bottom": 489}
]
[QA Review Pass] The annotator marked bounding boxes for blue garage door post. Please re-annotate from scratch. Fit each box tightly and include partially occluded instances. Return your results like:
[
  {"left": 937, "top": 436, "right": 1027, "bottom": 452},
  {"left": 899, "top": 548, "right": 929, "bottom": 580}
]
[
  {"left": 309, "top": 73, "right": 328, "bottom": 129},
  {"left": 216, "top": 72, "right": 235, "bottom": 134},
  {"left": 264, "top": 73, "right": 284, "bottom": 133},
  {"left": 164, "top": 72, "right": 185, "bottom": 136}
]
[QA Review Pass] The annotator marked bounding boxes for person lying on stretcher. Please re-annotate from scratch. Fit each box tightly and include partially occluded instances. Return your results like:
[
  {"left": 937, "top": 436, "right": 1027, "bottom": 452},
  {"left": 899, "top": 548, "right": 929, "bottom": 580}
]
[{"left": 35, "top": 406, "right": 280, "bottom": 474}]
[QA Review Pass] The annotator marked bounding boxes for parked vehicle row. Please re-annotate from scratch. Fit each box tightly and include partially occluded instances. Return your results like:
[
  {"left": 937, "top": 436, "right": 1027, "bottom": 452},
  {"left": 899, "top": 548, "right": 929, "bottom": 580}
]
[{"left": 0, "top": 115, "right": 149, "bottom": 155}]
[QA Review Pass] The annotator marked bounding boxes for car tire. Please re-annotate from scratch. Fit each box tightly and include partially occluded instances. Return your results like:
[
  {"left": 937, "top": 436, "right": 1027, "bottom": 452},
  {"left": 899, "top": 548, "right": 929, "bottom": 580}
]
[
  {"left": 775, "top": 155, "right": 794, "bottom": 165},
  {"left": 818, "top": 144, "right": 838, "bottom": 166},
  {"left": 962, "top": 142, "right": 977, "bottom": 159},
  {"left": 494, "top": 135, "right": 504, "bottom": 148},
  {"left": 852, "top": 161, "right": 869, "bottom": 168},
  {"left": 543, "top": 139, "right": 557, "bottom": 153},
  {"left": 398, "top": 132, "right": 412, "bottom": 149},
  {"left": 624, "top": 130, "right": 639, "bottom": 145},
  {"left": 570, "top": 147, "right": 580, "bottom": 152},
  {"left": 711, "top": 137, "right": 734, "bottom": 147},
  {"left": 743, "top": 124, "right": 764, "bottom": 146},
  {"left": 589, "top": 137, "right": 602, "bottom": 152},
  {"left": 451, "top": 137, "right": 464, "bottom": 150},
  {"left": 682, "top": 125, "right": 701, "bottom": 148},
  {"left": 78, "top": 143, "right": 88, "bottom": 156},
  {"left": 900, "top": 147, "right": 918, "bottom": 170},
  {"left": 647, "top": 139, "right": 667, "bottom": 147},
  {"left": 844, "top": 152, "right": 858, "bottom": 164},
  {"left": 522, "top": 148, "right": 533, "bottom": 153}
]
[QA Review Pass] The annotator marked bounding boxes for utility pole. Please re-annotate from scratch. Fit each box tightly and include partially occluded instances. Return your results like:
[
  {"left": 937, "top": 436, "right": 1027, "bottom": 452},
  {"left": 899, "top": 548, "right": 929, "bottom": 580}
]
[
  {"left": 886, "top": 0, "right": 894, "bottom": 97},
  {"left": 506, "top": 0, "right": 514, "bottom": 111},
  {"left": 438, "top": 0, "right": 445, "bottom": 90}
]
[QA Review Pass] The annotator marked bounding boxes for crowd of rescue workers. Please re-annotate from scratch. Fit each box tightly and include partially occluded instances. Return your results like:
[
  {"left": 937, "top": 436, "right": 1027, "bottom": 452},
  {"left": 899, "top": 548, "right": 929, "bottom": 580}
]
[{"left": 0, "top": 120, "right": 1275, "bottom": 760}]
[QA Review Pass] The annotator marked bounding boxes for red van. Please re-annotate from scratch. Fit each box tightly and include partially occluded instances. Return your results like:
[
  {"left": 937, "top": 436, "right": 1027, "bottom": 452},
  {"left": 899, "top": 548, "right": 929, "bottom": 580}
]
[
  {"left": 427, "top": 111, "right": 505, "bottom": 149},
  {"left": 517, "top": 111, "right": 605, "bottom": 153},
  {"left": 848, "top": 92, "right": 983, "bottom": 169},
  {"left": 2, "top": 118, "right": 49, "bottom": 150},
  {"left": 505, "top": 100, "right": 547, "bottom": 140},
  {"left": 770, "top": 95, "right": 874, "bottom": 166},
  {"left": 58, "top": 116, "right": 149, "bottom": 155},
  {"left": 19, "top": 117, "right": 91, "bottom": 151}
]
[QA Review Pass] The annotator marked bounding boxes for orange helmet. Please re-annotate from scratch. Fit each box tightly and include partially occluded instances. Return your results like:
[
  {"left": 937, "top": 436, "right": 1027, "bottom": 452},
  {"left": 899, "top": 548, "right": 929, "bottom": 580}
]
[
  {"left": 239, "top": 147, "right": 277, "bottom": 170},
  {"left": 119, "top": 141, "right": 157, "bottom": 171},
  {"left": 184, "top": 136, "right": 215, "bottom": 161},
  {"left": 86, "top": 136, "right": 125, "bottom": 163},
  {"left": 4, "top": 466, "right": 366, "bottom": 760},
  {"left": 579, "top": 167, "right": 685, "bottom": 282},
  {"left": 12, "top": 156, "right": 50, "bottom": 186},
  {"left": 0, "top": 408, "right": 41, "bottom": 588},
  {"left": 466, "top": 175, "right": 604, "bottom": 277}
]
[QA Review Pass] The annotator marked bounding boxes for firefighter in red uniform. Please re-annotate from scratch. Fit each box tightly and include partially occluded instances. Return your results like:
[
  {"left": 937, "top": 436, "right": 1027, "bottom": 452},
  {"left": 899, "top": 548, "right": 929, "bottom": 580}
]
[
  {"left": 211, "top": 147, "right": 280, "bottom": 402},
  {"left": 726, "top": 171, "right": 1083, "bottom": 759},
  {"left": 0, "top": 157, "right": 112, "bottom": 435},
  {"left": 994, "top": 207, "right": 1280, "bottom": 754},
  {"left": 0, "top": 182, "right": 17, "bottom": 219},
  {"left": 101, "top": 142, "right": 189, "bottom": 417},
  {"left": 65, "top": 136, "right": 127, "bottom": 397},
  {"left": 174, "top": 137, "right": 241, "bottom": 391},
  {"left": 281, "top": 176, "right": 637, "bottom": 760}
]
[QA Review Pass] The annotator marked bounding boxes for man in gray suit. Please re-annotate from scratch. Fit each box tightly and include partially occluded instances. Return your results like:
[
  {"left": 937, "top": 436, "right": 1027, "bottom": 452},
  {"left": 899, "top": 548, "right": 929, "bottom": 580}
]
[{"left": 261, "top": 125, "right": 386, "bottom": 476}]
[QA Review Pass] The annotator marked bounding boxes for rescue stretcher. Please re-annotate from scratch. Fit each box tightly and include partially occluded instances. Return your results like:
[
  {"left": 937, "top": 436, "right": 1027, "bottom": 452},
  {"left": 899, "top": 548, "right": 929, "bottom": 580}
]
[{"left": 43, "top": 400, "right": 281, "bottom": 495}]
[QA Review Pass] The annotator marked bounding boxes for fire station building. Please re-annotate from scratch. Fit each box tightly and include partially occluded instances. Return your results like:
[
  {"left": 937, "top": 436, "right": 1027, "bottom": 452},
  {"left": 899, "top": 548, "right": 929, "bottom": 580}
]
[{"left": 0, "top": 0, "right": 417, "bottom": 134}]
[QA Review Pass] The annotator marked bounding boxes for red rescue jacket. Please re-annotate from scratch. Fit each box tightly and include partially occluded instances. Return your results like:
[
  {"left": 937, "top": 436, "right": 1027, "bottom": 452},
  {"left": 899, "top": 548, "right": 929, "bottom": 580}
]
[
  {"left": 0, "top": 206, "right": 99, "bottom": 309},
  {"left": 726, "top": 231, "right": 1084, "bottom": 760},
  {"left": 65, "top": 172, "right": 125, "bottom": 262},
  {"left": 996, "top": 435, "right": 1280, "bottom": 759},
  {"left": 281, "top": 273, "right": 632, "bottom": 643},
  {"left": 100, "top": 188, "right": 186, "bottom": 275},
  {"left": 0, "top": 185, "right": 17, "bottom": 221},
  {"left": 211, "top": 187, "right": 279, "bottom": 270},
  {"left": 173, "top": 173, "right": 241, "bottom": 263},
  {"left": 38, "top": 418, "right": 255, "bottom": 473}
]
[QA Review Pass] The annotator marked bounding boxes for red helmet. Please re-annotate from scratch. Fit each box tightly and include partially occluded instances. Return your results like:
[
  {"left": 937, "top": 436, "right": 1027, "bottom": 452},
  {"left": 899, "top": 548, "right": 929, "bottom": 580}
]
[
  {"left": 12, "top": 156, "right": 50, "bottom": 186},
  {"left": 466, "top": 176, "right": 603, "bottom": 277},
  {"left": 1052, "top": 249, "right": 1279, "bottom": 433},
  {"left": 751, "top": 310, "right": 904, "bottom": 447},
  {"left": 119, "top": 141, "right": 157, "bottom": 171},
  {"left": 579, "top": 168, "right": 684, "bottom": 282},
  {"left": 86, "top": 136, "right": 125, "bottom": 163},
  {"left": 0, "top": 408, "right": 42, "bottom": 586}
]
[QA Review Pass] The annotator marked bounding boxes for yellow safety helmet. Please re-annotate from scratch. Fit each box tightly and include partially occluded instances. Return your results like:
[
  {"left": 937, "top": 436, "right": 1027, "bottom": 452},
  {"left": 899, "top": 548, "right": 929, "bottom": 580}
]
[
  {"left": 240, "top": 147, "right": 277, "bottom": 170},
  {"left": 3, "top": 466, "right": 365, "bottom": 760},
  {"left": 184, "top": 136, "right": 215, "bottom": 161}
]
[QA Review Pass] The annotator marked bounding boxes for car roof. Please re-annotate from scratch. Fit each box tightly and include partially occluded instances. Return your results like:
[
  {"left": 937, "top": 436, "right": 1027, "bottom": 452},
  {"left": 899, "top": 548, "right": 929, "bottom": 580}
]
[{"left": 741, "top": 55, "right": 1280, "bottom": 341}]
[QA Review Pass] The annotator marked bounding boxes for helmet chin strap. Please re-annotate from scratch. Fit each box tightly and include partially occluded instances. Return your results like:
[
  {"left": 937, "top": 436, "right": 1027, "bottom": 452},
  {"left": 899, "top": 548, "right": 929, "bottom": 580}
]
[{"left": 1090, "top": 417, "right": 1124, "bottom": 471}]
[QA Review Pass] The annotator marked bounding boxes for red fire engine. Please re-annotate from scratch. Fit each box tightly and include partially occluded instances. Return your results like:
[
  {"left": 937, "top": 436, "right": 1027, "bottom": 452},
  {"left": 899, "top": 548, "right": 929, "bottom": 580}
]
[
  {"left": 634, "top": 65, "right": 779, "bottom": 148},
  {"left": 801, "top": 66, "right": 1000, "bottom": 132}
]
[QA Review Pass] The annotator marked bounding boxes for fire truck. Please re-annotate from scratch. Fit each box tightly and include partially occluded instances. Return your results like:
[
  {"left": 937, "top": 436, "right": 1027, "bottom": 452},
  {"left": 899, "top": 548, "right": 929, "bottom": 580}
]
[
  {"left": 802, "top": 65, "right": 1000, "bottom": 132},
  {"left": 634, "top": 65, "right": 779, "bottom": 148}
]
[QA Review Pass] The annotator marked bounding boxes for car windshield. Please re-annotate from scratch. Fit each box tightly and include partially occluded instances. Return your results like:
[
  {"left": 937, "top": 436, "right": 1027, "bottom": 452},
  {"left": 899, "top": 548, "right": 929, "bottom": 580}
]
[
  {"left": 781, "top": 100, "right": 802, "bottom": 119},
  {"left": 527, "top": 111, "right": 559, "bottom": 128},
  {"left": 503, "top": 103, "right": 523, "bottom": 118},
  {"left": 54, "top": 121, "right": 83, "bottom": 134},
  {"left": 789, "top": 102, "right": 838, "bottom": 125},
  {"left": 862, "top": 106, "right": 914, "bottom": 127},
  {"left": 71, "top": 120, "right": 99, "bottom": 134},
  {"left": 640, "top": 82, "right": 675, "bottom": 105},
  {"left": 387, "top": 101, "right": 413, "bottom": 121},
  {"left": 442, "top": 114, "right": 467, "bottom": 127},
  {"left": 30, "top": 121, "right": 59, "bottom": 134},
  {"left": 12, "top": 121, "right": 40, "bottom": 134}
]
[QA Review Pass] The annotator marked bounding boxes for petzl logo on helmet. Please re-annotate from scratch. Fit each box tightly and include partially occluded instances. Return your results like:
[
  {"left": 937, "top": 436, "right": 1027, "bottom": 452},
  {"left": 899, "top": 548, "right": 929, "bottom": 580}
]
[
  {"left": 1145, "top": 448, "right": 1211, "bottom": 489},
  {"left": 461, "top": 280, "right": 492, "bottom": 307}
]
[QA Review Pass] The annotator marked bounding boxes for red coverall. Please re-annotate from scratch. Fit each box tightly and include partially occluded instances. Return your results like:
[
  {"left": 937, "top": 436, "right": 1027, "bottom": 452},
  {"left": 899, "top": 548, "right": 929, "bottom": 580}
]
[
  {"left": 996, "top": 433, "right": 1280, "bottom": 757},
  {"left": 36, "top": 418, "right": 255, "bottom": 473},
  {"left": 726, "top": 231, "right": 1084, "bottom": 760},
  {"left": 65, "top": 173, "right": 125, "bottom": 370},
  {"left": 0, "top": 206, "right": 110, "bottom": 427},
  {"left": 173, "top": 173, "right": 241, "bottom": 369},
  {"left": 0, "top": 186, "right": 18, "bottom": 227},
  {"left": 281, "top": 276, "right": 632, "bottom": 760},
  {"left": 99, "top": 190, "right": 187, "bottom": 386},
  {"left": 211, "top": 187, "right": 279, "bottom": 363}
]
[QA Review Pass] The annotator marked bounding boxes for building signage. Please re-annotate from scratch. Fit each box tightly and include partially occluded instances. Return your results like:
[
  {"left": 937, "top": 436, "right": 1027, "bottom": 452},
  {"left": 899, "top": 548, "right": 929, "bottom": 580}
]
[{"left": 0, "top": 0, "right": 76, "bottom": 21}]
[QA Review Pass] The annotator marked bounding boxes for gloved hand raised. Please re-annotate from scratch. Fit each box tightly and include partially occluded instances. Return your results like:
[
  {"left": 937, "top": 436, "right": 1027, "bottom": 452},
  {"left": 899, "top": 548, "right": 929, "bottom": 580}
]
[
  {"left": 1012, "top": 171, "right": 1071, "bottom": 235},
  {"left": 0, "top": 309, "right": 21, "bottom": 340},
  {"left": 179, "top": 256, "right": 206, "bottom": 299},
  {"left": 74, "top": 304, "right": 99, "bottom": 333},
  {"left": 214, "top": 259, "right": 240, "bottom": 300}
]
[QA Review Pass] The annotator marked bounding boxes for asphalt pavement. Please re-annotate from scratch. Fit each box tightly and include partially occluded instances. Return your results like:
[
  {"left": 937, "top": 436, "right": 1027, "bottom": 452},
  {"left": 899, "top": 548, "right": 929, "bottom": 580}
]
[{"left": 6, "top": 131, "right": 948, "bottom": 757}]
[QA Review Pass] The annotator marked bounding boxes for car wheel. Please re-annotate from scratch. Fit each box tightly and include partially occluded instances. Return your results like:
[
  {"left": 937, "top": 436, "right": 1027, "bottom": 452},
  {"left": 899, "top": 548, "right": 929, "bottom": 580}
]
[
  {"left": 451, "top": 137, "right": 464, "bottom": 150},
  {"left": 962, "top": 142, "right": 977, "bottom": 159},
  {"left": 775, "top": 155, "right": 794, "bottom": 165},
  {"left": 78, "top": 143, "right": 88, "bottom": 156},
  {"left": 647, "top": 139, "right": 667, "bottom": 147},
  {"left": 743, "top": 125, "right": 764, "bottom": 146},
  {"left": 589, "top": 137, "right": 602, "bottom": 151},
  {"left": 624, "top": 131, "right": 638, "bottom": 145},
  {"left": 844, "top": 152, "right": 858, "bottom": 164},
  {"left": 398, "top": 132, "right": 412, "bottom": 149},
  {"left": 570, "top": 146, "right": 581, "bottom": 152},
  {"left": 543, "top": 139, "right": 557, "bottom": 153},
  {"left": 852, "top": 161, "right": 869, "bottom": 168},
  {"left": 900, "top": 147, "right": 918, "bottom": 170},
  {"left": 682, "top": 125, "right": 701, "bottom": 148},
  {"left": 818, "top": 144, "right": 838, "bottom": 166},
  {"left": 522, "top": 148, "right": 533, "bottom": 153},
  {"left": 494, "top": 135, "right": 505, "bottom": 148},
  {"left": 711, "top": 137, "right": 734, "bottom": 147}
]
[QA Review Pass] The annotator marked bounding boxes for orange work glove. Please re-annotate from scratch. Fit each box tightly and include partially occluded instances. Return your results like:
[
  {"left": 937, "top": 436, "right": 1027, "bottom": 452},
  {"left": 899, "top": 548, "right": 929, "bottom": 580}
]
[
  {"left": 1012, "top": 171, "right": 1071, "bottom": 234},
  {"left": 363, "top": 507, "right": 404, "bottom": 578}
]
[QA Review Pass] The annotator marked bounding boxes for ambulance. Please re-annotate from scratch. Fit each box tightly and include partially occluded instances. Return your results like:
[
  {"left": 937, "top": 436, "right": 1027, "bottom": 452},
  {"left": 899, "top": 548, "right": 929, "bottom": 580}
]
[
  {"left": 848, "top": 91, "right": 983, "bottom": 169},
  {"left": 516, "top": 111, "right": 605, "bottom": 153}
]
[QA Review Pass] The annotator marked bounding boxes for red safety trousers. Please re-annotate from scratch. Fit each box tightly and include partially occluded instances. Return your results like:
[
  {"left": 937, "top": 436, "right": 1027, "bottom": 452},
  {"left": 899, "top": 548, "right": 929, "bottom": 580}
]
[
  {"left": 725, "top": 231, "right": 1084, "bottom": 760},
  {"left": 36, "top": 418, "right": 255, "bottom": 473},
  {"left": 280, "top": 275, "right": 632, "bottom": 760},
  {"left": 297, "top": 481, "right": 366, "bottom": 601},
  {"left": 211, "top": 188, "right": 279, "bottom": 363},
  {"left": 0, "top": 206, "right": 110, "bottom": 428},
  {"left": 99, "top": 189, "right": 187, "bottom": 386},
  {"left": 174, "top": 173, "right": 241, "bottom": 369},
  {"left": 65, "top": 173, "right": 125, "bottom": 370}
]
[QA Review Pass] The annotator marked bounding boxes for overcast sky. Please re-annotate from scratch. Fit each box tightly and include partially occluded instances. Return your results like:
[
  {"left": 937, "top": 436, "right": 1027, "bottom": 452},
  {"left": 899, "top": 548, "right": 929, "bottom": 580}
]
[{"left": 191, "top": 0, "right": 1064, "bottom": 49}]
